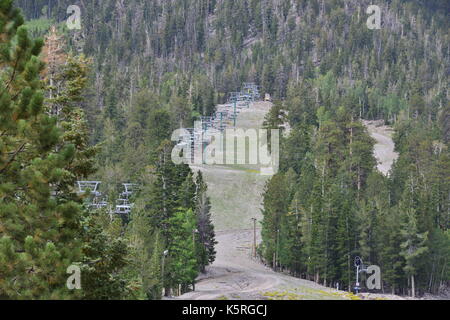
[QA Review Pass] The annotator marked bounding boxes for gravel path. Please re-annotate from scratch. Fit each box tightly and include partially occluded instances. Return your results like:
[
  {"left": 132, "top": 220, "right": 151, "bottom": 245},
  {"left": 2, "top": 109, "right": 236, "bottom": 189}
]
[
  {"left": 364, "top": 120, "right": 399, "bottom": 176},
  {"left": 177, "top": 102, "right": 348, "bottom": 300},
  {"left": 178, "top": 229, "right": 345, "bottom": 300}
]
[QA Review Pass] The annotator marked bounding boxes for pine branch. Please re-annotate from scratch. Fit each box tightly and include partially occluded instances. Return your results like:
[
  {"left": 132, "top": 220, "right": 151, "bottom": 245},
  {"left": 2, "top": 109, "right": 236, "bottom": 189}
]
[{"left": 0, "top": 143, "right": 26, "bottom": 174}]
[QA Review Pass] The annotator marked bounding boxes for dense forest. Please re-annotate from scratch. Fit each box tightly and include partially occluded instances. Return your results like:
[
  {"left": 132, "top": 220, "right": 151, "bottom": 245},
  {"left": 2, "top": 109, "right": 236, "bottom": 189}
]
[
  {"left": 0, "top": 0, "right": 448, "bottom": 299},
  {"left": 0, "top": 0, "right": 217, "bottom": 299},
  {"left": 14, "top": 0, "right": 449, "bottom": 179}
]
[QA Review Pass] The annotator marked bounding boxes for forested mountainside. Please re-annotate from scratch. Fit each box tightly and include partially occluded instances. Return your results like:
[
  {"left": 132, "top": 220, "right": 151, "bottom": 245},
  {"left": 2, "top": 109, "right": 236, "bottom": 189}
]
[
  {"left": 1, "top": 0, "right": 448, "bottom": 299},
  {"left": 17, "top": 1, "right": 449, "bottom": 170}
]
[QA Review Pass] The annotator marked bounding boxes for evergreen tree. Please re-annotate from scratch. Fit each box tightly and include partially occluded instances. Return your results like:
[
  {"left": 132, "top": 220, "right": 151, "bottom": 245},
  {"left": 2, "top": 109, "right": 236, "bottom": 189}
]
[
  {"left": 166, "top": 209, "right": 198, "bottom": 295},
  {"left": 399, "top": 181, "right": 429, "bottom": 298},
  {"left": 146, "top": 232, "right": 163, "bottom": 299},
  {"left": 0, "top": 3, "right": 85, "bottom": 299},
  {"left": 261, "top": 173, "right": 288, "bottom": 269},
  {"left": 124, "top": 192, "right": 162, "bottom": 300},
  {"left": 194, "top": 172, "right": 217, "bottom": 272},
  {"left": 79, "top": 209, "right": 129, "bottom": 300}
]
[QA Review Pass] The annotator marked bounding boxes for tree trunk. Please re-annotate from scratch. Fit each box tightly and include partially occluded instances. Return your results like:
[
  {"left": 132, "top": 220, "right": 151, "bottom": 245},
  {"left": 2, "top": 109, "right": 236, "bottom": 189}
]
[{"left": 164, "top": 287, "right": 170, "bottom": 297}]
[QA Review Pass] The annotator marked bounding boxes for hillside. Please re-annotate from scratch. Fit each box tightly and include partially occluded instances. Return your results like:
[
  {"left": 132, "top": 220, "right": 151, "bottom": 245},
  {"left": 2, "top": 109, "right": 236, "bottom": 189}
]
[
  {"left": 0, "top": 0, "right": 447, "bottom": 301},
  {"left": 180, "top": 101, "right": 348, "bottom": 300},
  {"left": 189, "top": 101, "right": 271, "bottom": 231}
]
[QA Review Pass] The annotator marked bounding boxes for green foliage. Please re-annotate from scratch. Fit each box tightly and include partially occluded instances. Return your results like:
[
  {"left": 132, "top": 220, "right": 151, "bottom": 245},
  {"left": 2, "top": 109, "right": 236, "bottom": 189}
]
[
  {"left": 125, "top": 145, "right": 217, "bottom": 297},
  {"left": 0, "top": 4, "right": 82, "bottom": 299},
  {"left": 195, "top": 172, "right": 217, "bottom": 272},
  {"left": 166, "top": 209, "right": 198, "bottom": 291},
  {"left": 261, "top": 66, "right": 448, "bottom": 295},
  {"left": 9, "top": 0, "right": 449, "bottom": 298},
  {"left": 79, "top": 210, "right": 129, "bottom": 300}
]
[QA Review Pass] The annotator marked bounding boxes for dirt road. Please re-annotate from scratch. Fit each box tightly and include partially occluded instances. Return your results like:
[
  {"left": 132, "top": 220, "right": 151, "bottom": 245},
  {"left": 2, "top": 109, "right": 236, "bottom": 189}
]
[
  {"left": 178, "top": 102, "right": 350, "bottom": 300},
  {"left": 364, "top": 120, "right": 399, "bottom": 175},
  {"left": 179, "top": 229, "right": 347, "bottom": 300}
]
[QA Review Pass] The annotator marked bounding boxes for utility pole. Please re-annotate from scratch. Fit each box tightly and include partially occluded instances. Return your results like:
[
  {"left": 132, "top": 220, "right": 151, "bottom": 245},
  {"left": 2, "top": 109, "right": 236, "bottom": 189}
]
[
  {"left": 354, "top": 256, "right": 362, "bottom": 294},
  {"left": 162, "top": 250, "right": 168, "bottom": 296},
  {"left": 251, "top": 218, "right": 257, "bottom": 259},
  {"left": 275, "top": 229, "right": 280, "bottom": 271},
  {"left": 192, "top": 228, "right": 198, "bottom": 291},
  {"left": 233, "top": 100, "right": 237, "bottom": 127},
  {"left": 201, "top": 124, "right": 204, "bottom": 164}
]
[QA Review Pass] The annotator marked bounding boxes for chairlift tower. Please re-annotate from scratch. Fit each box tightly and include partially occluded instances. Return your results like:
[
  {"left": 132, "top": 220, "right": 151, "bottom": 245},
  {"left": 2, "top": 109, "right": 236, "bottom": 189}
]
[
  {"left": 77, "top": 181, "right": 102, "bottom": 197},
  {"left": 120, "top": 183, "right": 138, "bottom": 200},
  {"left": 77, "top": 181, "right": 103, "bottom": 207},
  {"left": 242, "top": 82, "right": 260, "bottom": 101}
]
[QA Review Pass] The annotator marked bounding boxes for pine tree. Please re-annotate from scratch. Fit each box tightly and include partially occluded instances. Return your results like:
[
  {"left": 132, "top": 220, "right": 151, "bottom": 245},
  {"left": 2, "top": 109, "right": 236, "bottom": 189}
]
[
  {"left": 399, "top": 179, "right": 429, "bottom": 298},
  {"left": 42, "top": 36, "right": 98, "bottom": 186},
  {"left": 263, "top": 100, "right": 286, "bottom": 149},
  {"left": 124, "top": 192, "right": 161, "bottom": 300},
  {"left": 166, "top": 209, "right": 198, "bottom": 296},
  {"left": 146, "top": 232, "right": 163, "bottom": 299},
  {"left": 78, "top": 209, "right": 129, "bottom": 300},
  {"left": 381, "top": 207, "right": 406, "bottom": 295},
  {"left": 278, "top": 207, "right": 302, "bottom": 275},
  {"left": 145, "top": 140, "right": 192, "bottom": 238},
  {"left": 261, "top": 173, "right": 288, "bottom": 269},
  {"left": 43, "top": 28, "right": 124, "bottom": 299},
  {"left": 41, "top": 26, "right": 66, "bottom": 117},
  {"left": 194, "top": 172, "right": 216, "bottom": 272},
  {"left": 0, "top": 4, "right": 82, "bottom": 299},
  {"left": 179, "top": 172, "right": 196, "bottom": 210}
]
